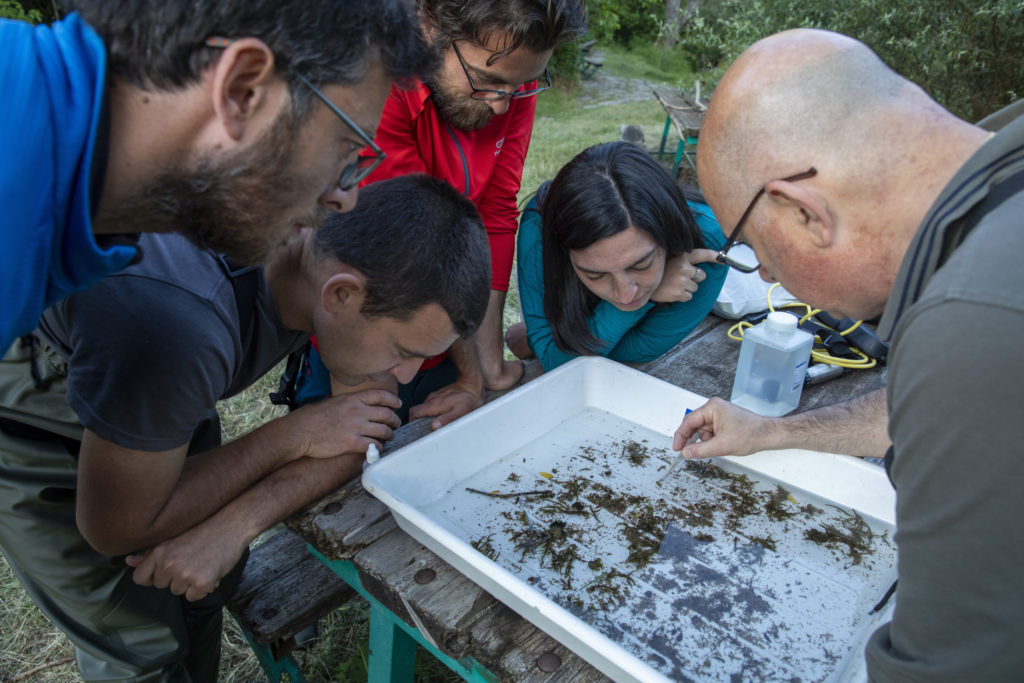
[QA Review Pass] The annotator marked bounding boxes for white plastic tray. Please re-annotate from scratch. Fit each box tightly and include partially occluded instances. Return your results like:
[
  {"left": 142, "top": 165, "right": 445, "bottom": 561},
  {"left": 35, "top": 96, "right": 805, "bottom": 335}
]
[{"left": 363, "top": 356, "right": 897, "bottom": 682}]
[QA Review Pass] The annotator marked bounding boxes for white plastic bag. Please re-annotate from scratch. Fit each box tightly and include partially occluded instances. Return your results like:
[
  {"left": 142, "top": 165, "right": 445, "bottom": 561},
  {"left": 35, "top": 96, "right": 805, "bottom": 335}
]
[{"left": 712, "top": 245, "right": 799, "bottom": 318}]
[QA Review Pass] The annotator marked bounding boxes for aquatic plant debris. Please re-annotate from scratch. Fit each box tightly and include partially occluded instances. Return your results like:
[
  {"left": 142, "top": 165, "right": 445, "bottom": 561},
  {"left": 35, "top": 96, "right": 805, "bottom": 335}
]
[{"left": 445, "top": 424, "right": 897, "bottom": 681}]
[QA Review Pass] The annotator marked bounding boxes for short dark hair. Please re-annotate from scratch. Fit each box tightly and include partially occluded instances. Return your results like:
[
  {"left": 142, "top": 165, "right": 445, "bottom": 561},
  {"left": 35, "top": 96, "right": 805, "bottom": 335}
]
[
  {"left": 312, "top": 175, "right": 490, "bottom": 337},
  {"left": 540, "top": 141, "right": 706, "bottom": 355},
  {"left": 67, "top": 0, "right": 437, "bottom": 116},
  {"left": 419, "top": 0, "right": 586, "bottom": 63}
]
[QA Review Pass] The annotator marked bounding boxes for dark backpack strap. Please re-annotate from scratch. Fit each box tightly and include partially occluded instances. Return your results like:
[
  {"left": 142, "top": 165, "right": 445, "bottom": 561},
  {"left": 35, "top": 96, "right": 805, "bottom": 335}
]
[
  {"left": 215, "top": 254, "right": 309, "bottom": 411},
  {"left": 269, "top": 344, "right": 307, "bottom": 410},
  {"left": 216, "top": 255, "right": 261, "bottom": 344},
  {"left": 890, "top": 165, "right": 1024, "bottom": 480},
  {"left": 940, "top": 166, "right": 1024, "bottom": 266}
]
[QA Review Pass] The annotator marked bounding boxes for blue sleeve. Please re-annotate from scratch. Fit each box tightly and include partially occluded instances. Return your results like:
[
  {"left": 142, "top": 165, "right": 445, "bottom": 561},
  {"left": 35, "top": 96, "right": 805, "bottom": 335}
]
[
  {"left": 606, "top": 201, "right": 727, "bottom": 363},
  {"left": 517, "top": 198, "right": 654, "bottom": 371}
]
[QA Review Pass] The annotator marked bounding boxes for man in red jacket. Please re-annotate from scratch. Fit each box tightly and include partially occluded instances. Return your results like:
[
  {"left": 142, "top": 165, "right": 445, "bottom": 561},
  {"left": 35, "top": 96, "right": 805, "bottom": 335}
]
[{"left": 354, "top": 0, "right": 587, "bottom": 427}]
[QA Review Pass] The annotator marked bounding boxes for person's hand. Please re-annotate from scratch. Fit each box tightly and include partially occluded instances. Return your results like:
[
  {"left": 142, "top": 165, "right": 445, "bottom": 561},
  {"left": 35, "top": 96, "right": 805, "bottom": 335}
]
[
  {"left": 287, "top": 389, "right": 401, "bottom": 459},
  {"left": 408, "top": 377, "right": 485, "bottom": 430},
  {"left": 650, "top": 248, "right": 720, "bottom": 303},
  {"left": 125, "top": 520, "right": 245, "bottom": 602},
  {"left": 504, "top": 322, "right": 535, "bottom": 361},
  {"left": 672, "top": 397, "right": 778, "bottom": 459}
]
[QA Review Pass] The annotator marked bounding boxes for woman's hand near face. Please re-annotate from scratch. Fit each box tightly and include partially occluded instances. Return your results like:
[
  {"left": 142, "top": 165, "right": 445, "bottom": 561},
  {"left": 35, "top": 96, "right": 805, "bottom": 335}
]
[{"left": 650, "top": 248, "right": 720, "bottom": 303}]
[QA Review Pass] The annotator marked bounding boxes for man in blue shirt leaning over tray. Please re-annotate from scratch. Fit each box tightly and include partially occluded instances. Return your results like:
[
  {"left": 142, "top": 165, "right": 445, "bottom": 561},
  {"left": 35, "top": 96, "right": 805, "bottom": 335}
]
[{"left": 0, "top": 0, "right": 434, "bottom": 352}]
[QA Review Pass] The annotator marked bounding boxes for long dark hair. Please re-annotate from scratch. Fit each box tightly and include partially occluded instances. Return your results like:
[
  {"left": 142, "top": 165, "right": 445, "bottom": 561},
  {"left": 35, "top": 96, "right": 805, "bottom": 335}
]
[{"left": 541, "top": 141, "right": 705, "bottom": 355}]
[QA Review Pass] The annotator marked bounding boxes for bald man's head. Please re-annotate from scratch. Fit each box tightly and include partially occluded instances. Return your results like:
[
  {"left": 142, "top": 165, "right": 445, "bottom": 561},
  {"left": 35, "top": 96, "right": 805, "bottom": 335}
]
[
  {"left": 696, "top": 29, "right": 986, "bottom": 319},
  {"left": 699, "top": 29, "right": 942, "bottom": 208}
]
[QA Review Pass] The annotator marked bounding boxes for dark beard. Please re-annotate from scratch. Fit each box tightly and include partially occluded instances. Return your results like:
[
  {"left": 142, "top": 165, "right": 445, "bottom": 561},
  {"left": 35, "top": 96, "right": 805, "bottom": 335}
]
[
  {"left": 427, "top": 78, "right": 495, "bottom": 131},
  {"left": 95, "top": 110, "right": 326, "bottom": 265}
]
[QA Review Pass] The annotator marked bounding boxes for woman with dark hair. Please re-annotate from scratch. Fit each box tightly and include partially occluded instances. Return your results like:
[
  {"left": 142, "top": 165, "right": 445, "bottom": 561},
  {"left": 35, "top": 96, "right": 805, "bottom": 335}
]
[{"left": 506, "top": 141, "right": 727, "bottom": 370}]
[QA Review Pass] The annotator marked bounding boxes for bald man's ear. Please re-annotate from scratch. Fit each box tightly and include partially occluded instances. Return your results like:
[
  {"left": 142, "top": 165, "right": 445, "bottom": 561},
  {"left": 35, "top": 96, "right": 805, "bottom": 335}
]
[
  {"left": 321, "top": 272, "right": 366, "bottom": 316},
  {"left": 764, "top": 178, "right": 834, "bottom": 248},
  {"left": 209, "top": 38, "right": 282, "bottom": 141}
]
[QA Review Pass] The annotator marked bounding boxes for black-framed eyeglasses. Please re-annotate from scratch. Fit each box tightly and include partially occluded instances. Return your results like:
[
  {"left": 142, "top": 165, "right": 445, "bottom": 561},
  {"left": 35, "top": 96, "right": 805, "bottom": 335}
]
[
  {"left": 716, "top": 167, "right": 818, "bottom": 273},
  {"left": 451, "top": 41, "right": 552, "bottom": 101},
  {"left": 292, "top": 73, "right": 385, "bottom": 191},
  {"left": 203, "top": 37, "right": 385, "bottom": 192}
]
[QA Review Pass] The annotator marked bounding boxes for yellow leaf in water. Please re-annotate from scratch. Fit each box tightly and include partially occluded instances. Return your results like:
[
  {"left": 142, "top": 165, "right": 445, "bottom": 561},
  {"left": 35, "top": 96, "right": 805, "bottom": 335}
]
[
  {"left": 787, "top": 494, "right": 798, "bottom": 504},
  {"left": 539, "top": 471, "right": 554, "bottom": 479}
]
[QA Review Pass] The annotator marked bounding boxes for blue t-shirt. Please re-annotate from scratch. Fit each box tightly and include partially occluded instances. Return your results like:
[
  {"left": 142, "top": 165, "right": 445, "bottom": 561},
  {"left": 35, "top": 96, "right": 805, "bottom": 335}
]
[
  {"left": 1, "top": 14, "right": 138, "bottom": 353},
  {"left": 516, "top": 196, "right": 727, "bottom": 370}
]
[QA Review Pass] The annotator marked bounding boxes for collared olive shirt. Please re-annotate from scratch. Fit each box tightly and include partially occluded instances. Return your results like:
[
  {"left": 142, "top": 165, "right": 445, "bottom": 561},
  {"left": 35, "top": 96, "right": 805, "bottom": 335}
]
[{"left": 867, "top": 102, "right": 1024, "bottom": 680}]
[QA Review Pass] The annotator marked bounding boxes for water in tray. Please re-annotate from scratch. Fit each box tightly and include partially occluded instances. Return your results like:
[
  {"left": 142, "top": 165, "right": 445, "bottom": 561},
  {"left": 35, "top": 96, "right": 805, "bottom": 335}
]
[{"left": 423, "top": 407, "right": 897, "bottom": 681}]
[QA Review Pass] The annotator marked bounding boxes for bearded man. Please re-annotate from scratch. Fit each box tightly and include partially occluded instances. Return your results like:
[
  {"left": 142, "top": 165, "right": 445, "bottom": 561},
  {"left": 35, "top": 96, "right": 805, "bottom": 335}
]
[
  {"left": 0, "top": 0, "right": 434, "bottom": 352},
  {"left": 293, "top": 0, "right": 587, "bottom": 426}
]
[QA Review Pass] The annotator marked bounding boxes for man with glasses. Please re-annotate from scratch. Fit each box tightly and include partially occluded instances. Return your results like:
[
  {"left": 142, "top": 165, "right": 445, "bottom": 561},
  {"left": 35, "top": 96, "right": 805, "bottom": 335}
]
[
  {"left": 0, "top": 175, "right": 490, "bottom": 681},
  {"left": 293, "top": 0, "right": 587, "bottom": 428},
  {"left": 0, "top": 0, "right": 434, "bottom": 354},
  {"left": 672, "top": 29, "right": 1024, "bottom": 680}
]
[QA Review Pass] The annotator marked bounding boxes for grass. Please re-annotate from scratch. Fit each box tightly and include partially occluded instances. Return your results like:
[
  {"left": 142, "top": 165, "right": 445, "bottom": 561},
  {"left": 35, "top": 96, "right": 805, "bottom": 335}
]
[{"left": 0, "top": 42, "right": 695, "bottom": 682}]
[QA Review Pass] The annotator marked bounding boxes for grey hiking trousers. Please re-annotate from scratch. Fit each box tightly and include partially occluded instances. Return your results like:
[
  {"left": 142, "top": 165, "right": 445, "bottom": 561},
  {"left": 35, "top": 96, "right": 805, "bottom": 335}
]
[{"left": 0, "top": 338, "right": 245, "bottom": 681}]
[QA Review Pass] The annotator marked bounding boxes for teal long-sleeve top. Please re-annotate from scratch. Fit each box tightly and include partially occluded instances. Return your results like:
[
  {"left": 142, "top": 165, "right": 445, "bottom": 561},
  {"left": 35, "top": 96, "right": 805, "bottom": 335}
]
[{"left": 516, "top": 196, "right": 727, "bottom": 371}]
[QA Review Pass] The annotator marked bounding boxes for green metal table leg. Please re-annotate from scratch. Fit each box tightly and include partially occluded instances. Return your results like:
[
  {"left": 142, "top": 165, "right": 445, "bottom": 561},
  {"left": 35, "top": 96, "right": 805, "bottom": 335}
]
[
  {"left": 672, "top": 139, "right": 685, "bottom": 176},
  {"left": 369, "top": 601, "right": 418, "bottom": 682},
  {"left": 683, "top": 135, "right": 699, "bottom": 173},
  {"left": 657, "top": 115, "right": 671, "bottom": 159},
  {"left": 306, "top": 544, "right": 500, "bottom": 683},
  {"left": 232, "top": 618, "right": 307, "bottom": 683}
]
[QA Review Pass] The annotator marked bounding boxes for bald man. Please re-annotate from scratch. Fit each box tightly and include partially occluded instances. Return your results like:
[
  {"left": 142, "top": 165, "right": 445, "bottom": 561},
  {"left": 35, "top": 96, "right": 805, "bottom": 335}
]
[{"left": 672, "top": 29, "right": 1024, "bottom": 680}]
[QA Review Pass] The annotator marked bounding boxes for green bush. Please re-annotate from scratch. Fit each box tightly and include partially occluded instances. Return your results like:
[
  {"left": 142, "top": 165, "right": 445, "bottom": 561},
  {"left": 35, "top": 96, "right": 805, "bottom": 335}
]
[
  {"left": 0, "top": 0, "right": 43, "bottom": 23},
  {"left": 548, "top": 38, "right": 584, "bottom": 86},
  {"left": 681, "top": 0, "right": 1024, "bottom": 122},
  {"left": 588, "top": 0, "right": 664, "bottom": 45}
]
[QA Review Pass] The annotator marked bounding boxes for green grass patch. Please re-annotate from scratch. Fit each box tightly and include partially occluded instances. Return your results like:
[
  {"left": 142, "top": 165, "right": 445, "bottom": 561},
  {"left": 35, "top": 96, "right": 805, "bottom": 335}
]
[{"left": 603, "top": 42, "right": 697, "bottom": 87}]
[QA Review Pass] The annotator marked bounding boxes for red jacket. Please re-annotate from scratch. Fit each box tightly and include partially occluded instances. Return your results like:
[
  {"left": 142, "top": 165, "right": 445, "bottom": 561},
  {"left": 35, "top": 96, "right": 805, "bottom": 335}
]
[{"left": 362, "top": 80, "right": 537, "bottom": 293}]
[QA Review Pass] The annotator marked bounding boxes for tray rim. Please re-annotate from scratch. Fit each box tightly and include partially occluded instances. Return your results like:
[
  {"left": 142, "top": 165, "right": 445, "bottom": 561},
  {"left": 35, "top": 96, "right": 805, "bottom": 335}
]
[{"left": 362, "top": 356, "right": 895, "bottom": 681}]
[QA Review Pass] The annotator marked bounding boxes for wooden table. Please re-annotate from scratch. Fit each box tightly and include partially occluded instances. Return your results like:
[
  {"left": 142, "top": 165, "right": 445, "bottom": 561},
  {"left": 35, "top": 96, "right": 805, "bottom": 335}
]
[
  {"left": 653, "top": 87, "right": 710, "bottom": 179},
  {"left": 288, "top": 313, "right": 886, "bottom": 681}
]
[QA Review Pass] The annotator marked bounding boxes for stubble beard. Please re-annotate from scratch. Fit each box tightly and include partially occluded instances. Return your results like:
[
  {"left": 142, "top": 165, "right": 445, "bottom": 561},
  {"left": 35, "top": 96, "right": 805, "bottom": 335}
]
[
  {"left": 427, "top": 77, "right": 495, "bottom": 132},
  {"left": 95, "top": 108, "right": 327, "bottom": 265}
]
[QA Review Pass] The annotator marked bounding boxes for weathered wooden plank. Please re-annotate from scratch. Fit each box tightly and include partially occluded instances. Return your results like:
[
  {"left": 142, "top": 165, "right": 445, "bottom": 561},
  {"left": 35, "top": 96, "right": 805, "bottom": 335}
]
[
  {"left": 652, "top": 86, "right": 709, "bottom": 137},
  {"left": 289, "top": 479, "right": 395, "bottom": 560},
  {"left": 228, "top": 528, "right": 354, "bottom": 646},
  {"left": 352, "top": 527, "right": 608, "bottom": 680}
]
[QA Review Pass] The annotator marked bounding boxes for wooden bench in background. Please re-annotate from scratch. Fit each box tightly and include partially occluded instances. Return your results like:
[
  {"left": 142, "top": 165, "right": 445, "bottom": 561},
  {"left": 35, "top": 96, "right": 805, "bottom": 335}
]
[
  {"left": 580, "top": 39, "right": 603, "bottom": 79},
  {"left": 653, "top": 85, "right": 710, "bottom": 179}
]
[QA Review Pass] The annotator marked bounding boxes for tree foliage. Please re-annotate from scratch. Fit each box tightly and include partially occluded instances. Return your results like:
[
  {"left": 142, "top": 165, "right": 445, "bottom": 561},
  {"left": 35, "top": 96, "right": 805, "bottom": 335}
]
[
  {"left": 548, "top": 39, "right": 585, "bottom": 86},
  {"left": 681, "top": 0, "right": 1024, "bottom": 122},
  {"left": 0, "top": 0, "right": 43, "bottom": 23},
  {"left": 588, "top": 0, "right": 666, "bottom": 45},
  {"left": 0, "top": 0, "right": 61, "bottom": 23}
]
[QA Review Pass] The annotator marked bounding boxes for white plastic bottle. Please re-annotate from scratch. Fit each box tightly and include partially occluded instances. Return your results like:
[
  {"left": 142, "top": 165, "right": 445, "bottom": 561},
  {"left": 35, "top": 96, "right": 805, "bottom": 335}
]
[{"left": 730, "top": 311, "right": 814, "bottom": 416}]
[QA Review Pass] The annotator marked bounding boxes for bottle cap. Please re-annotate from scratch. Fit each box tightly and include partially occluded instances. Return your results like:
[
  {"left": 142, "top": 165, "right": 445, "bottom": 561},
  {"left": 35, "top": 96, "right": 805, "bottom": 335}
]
[
  {"left": 766, "top": 311, "right": 797, "bottom": 334},
  {"left": 366, "top": 443, "right": 380, "bottom": 465}
]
